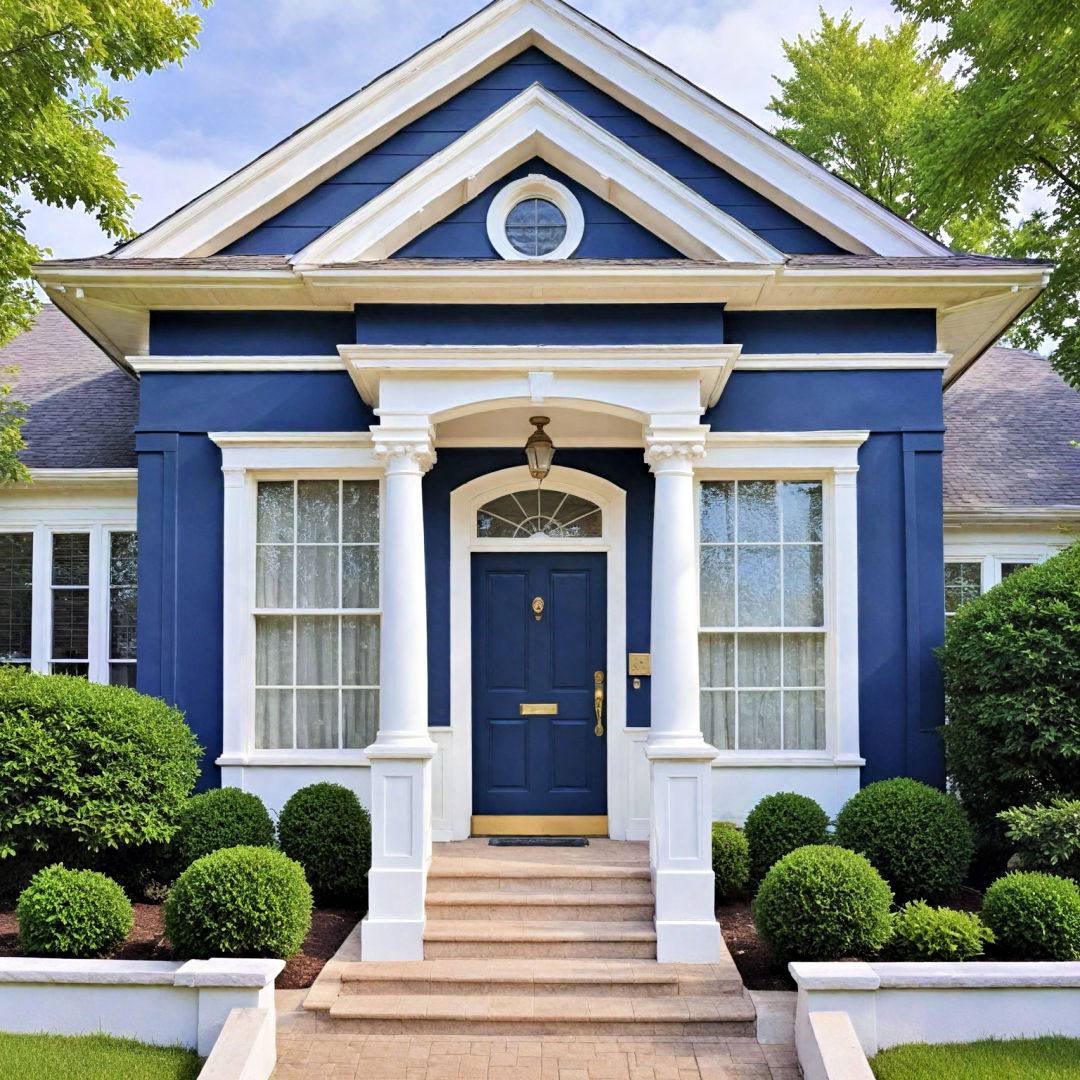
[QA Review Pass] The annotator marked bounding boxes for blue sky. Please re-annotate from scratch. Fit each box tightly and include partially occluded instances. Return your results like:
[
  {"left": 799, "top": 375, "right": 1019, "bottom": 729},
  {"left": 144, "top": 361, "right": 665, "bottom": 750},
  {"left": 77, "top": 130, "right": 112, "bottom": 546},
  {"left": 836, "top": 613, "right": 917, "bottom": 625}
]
[{"left": 24, "top": 0, "right": 899, "bottom": 258}]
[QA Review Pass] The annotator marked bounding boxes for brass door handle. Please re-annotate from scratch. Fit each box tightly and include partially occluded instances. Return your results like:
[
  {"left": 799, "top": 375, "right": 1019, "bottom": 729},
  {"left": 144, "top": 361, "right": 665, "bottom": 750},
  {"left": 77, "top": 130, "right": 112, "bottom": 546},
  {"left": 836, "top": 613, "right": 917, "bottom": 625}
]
[{"left": 594, "top": 670, "right": 605, "bottom": 736}]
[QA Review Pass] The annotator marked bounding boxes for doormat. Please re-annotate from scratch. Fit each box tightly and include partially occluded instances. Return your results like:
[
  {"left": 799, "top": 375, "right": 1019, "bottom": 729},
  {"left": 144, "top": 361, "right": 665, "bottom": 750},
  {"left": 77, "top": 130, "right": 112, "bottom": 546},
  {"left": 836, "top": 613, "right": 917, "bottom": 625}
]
[{"left": 488, "top": 837, "right": 589, "bottom": 847}]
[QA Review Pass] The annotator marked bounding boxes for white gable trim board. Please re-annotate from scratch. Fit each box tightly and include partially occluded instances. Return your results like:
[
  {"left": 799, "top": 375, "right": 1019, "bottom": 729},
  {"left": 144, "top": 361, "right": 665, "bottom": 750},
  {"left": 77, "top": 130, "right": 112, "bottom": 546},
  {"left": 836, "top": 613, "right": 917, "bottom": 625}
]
[
  {"left": 292, "top": 86, "right": 783, "bottom": 264},
  {"left": 115, "top": 0, "right": 948, "bottom": 260}
]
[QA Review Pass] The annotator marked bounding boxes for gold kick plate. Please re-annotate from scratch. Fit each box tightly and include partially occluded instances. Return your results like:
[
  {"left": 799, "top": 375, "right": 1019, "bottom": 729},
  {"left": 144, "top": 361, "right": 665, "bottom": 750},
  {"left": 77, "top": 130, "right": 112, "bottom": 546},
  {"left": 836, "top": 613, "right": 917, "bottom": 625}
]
[{"left": 520, "top": 703, "right": 558, "bottom": 715}]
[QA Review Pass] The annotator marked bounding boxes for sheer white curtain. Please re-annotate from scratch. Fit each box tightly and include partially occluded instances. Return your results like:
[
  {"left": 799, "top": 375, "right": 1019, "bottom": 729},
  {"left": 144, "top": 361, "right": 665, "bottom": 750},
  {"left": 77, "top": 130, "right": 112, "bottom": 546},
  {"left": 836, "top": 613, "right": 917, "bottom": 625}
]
[{"left": 254, "top": 479, "right": 380, "bottom": 750}]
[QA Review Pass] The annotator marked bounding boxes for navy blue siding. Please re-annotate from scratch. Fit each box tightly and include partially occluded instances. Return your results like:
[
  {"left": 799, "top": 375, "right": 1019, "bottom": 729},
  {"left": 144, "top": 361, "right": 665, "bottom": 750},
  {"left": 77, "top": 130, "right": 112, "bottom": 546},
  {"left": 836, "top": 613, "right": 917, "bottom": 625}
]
[
  {"left": 725, "top": 310, "right": 937, "bottom": 353},
  {"left": 221, "top": 48, "right": 841, "bottom": 256},
  {"left": 356, "top": 304, "right": 724, "bottom": 345},
  {"left": 396, "top": 157, "right": 681, "bottom": 259},
  {"left": 150, "top": 311, "right": 355, "bottom": 356}
]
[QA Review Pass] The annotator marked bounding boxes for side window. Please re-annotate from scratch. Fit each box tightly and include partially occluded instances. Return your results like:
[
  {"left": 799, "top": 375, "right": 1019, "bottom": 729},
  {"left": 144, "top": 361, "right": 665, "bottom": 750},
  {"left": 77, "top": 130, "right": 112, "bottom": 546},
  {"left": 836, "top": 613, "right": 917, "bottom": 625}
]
[
  {"left": 0, "top": 533, "right": 33, "bottom": 666},
  {"left": 944, "top": 561, "right": 982, "bottom": 619}
]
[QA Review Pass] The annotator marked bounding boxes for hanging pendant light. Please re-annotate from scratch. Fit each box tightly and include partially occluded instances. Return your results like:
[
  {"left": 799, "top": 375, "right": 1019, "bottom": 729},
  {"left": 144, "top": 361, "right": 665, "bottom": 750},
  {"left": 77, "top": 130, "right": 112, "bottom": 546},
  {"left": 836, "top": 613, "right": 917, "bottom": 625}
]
[{"left": 525, "top": 415, "right": 555, "bottom": 481}]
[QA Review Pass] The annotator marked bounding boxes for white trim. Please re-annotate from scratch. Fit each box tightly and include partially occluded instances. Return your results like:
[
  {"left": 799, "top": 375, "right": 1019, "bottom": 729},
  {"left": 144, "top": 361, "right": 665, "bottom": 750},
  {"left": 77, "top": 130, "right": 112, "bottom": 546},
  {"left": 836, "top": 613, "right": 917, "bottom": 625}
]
[
  {"left": 696, "top": 432, "right": 866, "bottom": 767},
  {"left": 945, "top": 505, "right": 1080, "bottom": 525},
  {"left": 131, "top": 355, "right": 344, "bottom": 373},
  {"left": 486, "top": 173, "right": 584, "bottom": 260},
  {"left": 736, "top": 352, "right": 950, "bottom": 371},
  {"left": 293, "top": 85, "right": 783, "bottom": 265},
  {"left": 115, "top": 0, "right": 945, "bottom": 259},
  {"left": 447, "top": 465, "right": 628, "bottom": 841}
]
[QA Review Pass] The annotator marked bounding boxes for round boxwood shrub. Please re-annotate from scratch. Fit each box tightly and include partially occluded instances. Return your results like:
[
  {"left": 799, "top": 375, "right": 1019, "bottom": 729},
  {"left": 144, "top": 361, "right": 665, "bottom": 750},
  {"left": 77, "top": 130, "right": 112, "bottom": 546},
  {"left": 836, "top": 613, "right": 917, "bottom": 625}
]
[
  {"left": 883, "top": 900, "right": 994, "bottom": 962},
  {"left": 743, "top": 792, "right": 830, "bottom": 881},
  {"left": 165, "top": 846, "right": 313, "bottom": 959},
  {"left": 833, "top": 778, "right": 974, "bottom": 903},
  {"left": 981, "top": 872, "right": 1080, "bottom": 960},
  {"left": 754, "top": 845, "right": 893, "bottom": 961},
  {"left": 173, "top": 788, "right": 275, "bottom": 870},
  {"left": 939, "top": 544, "right": 1080, "bottom": 846},
  {"left": 16, "top": 864, "right": 133, "bottom": 958},
  {"left": 277, "top": 783, "right": 370, "bottom": 904},
  {"left": 0, "top": 668, "right": 201, "bottom": 895},
  {"left": 712, "top": 822, "right": 749, "bottom": 901}
]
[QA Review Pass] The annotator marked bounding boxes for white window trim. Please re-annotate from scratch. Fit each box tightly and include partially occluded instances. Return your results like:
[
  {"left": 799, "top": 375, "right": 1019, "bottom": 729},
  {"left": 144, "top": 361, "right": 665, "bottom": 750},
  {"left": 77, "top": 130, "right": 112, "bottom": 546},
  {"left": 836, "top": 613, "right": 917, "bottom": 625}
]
[
  {"left": 486, "top": 173, "right": 584, "bottom": 261},
  {"left": 696, "top": 431, "right": 867, "bottom": 768},
  {"left": 210, "top": 433, "right": 383, "bottom": 767},
  {"left": 944, "top": 544, "right": 1063, "bottom": 600},
  {"left": 0, "top": 521, "right": 136, "bottom": 682}
]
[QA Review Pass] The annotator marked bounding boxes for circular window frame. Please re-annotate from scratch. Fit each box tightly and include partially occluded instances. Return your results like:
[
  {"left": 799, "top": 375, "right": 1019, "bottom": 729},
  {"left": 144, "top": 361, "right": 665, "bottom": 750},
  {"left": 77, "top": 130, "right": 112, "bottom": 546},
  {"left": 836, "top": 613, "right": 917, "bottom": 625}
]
[{"left": 486, "top": 175, "right": 584, "bottom": 261}]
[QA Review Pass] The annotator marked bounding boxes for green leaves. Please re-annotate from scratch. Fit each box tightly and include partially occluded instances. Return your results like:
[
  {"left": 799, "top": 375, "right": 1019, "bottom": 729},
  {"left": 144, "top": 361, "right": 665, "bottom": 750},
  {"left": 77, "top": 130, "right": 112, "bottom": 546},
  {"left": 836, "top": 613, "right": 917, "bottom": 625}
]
[{"left": 0, "top": 1, "right": 211, "bottom": 347}]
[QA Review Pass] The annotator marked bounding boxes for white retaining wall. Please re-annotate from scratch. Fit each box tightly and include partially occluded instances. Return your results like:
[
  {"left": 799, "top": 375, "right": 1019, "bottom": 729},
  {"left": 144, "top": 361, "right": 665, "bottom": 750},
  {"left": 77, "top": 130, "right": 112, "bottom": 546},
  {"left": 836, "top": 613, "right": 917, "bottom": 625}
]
[
  {"left": 791, "top": 961, "right": 1080, "bottom": 1064},
  {"left": 0, "top": 957, "right": 283, "bottom": 1058}
]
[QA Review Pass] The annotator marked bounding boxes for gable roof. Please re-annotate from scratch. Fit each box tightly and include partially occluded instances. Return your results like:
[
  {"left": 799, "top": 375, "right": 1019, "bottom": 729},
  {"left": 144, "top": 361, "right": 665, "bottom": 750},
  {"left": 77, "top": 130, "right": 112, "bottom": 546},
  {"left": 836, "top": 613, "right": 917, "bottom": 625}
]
[
  {"left": 944, "top": 347, "right": 1080, "bottom": 513},
  {"left": 114, "top": 0, "right": 950, "bottom": 261},
  {"left": 1, "top": 306, "right": 138, "bottom": 469}
]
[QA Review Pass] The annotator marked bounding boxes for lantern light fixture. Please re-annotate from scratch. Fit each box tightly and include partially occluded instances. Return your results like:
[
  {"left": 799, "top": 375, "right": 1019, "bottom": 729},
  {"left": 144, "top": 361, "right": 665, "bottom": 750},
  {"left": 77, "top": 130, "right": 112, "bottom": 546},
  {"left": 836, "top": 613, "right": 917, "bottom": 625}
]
[{"left": 525, "top": 415, "right": 555, "bottom": 482}]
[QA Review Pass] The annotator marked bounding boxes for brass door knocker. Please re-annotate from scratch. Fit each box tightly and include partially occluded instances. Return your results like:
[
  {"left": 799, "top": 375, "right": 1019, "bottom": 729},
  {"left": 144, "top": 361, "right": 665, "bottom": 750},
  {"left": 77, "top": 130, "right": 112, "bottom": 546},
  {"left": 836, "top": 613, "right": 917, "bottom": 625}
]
[{"left": 531, "top": 596, "right": 544, "bottom": 621}]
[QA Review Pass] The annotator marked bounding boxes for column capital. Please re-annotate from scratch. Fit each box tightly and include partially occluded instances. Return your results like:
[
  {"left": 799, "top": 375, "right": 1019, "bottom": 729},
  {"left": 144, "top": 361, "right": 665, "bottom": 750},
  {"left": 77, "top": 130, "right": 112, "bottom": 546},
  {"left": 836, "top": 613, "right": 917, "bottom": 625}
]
[
  {"left": 372, "top": 434, "right": 436, "bottom": 476},
  {"left": 644, "top": 439, "right": 707, "bottom": 475}
]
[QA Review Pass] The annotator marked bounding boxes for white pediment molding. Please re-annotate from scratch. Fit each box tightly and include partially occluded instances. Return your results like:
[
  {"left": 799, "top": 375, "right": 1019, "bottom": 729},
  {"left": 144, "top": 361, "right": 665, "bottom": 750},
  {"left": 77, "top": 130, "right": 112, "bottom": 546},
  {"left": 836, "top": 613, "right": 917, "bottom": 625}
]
[
  {"left": 115, "top": 0, "right": 949, "bottom": 259},
  {"left": 292, "top": 86, "right": 782, "bottom": 264}
]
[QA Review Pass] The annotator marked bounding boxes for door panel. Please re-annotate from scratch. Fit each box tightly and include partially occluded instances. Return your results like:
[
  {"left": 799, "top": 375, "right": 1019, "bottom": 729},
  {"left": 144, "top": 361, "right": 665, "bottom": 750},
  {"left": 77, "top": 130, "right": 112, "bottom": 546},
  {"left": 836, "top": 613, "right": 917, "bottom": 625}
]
[{"left": 472, "top": 551, "right": 607, "bottom": 817}]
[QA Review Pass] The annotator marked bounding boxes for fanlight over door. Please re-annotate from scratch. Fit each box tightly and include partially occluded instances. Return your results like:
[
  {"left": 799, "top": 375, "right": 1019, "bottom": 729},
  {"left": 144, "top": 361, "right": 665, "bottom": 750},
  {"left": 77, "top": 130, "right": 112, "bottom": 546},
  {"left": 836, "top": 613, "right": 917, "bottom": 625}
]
[{"left": 476, "top": 489, "right": 602, "bottom": 539}]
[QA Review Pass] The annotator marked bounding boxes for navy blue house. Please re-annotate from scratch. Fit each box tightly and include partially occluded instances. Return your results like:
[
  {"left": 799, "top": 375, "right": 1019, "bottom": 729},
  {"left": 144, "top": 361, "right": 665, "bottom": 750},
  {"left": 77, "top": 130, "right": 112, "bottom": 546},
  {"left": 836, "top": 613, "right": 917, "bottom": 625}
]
[{"left": 29, "top": 0, "right": 1048, "bottom": 960}]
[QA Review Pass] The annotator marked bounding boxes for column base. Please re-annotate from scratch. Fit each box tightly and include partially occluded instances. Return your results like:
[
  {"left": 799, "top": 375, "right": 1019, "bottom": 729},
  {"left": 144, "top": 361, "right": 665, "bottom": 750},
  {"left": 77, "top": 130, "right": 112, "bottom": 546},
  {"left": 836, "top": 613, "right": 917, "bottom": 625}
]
[
  {"left": 360, "top": 913, "right": 426, "bottom": 961},
  {"left": 653, "top": 867, "right": 724, "bottom": 962}
]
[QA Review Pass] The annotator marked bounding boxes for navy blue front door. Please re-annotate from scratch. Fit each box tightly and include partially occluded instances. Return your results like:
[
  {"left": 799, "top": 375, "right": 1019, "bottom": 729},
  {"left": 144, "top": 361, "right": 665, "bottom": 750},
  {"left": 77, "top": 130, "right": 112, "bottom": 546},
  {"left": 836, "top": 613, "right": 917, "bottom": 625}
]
[{"left": 472, "top": 551, "right": 607, "bottom": 817}]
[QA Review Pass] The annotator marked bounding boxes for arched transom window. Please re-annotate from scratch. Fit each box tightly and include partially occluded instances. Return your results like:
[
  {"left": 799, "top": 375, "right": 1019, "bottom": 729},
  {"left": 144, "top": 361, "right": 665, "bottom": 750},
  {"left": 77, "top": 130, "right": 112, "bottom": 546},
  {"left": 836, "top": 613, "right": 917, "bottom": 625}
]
[{"left": 477, "top": 489, "right": 602, "bottom": 539}]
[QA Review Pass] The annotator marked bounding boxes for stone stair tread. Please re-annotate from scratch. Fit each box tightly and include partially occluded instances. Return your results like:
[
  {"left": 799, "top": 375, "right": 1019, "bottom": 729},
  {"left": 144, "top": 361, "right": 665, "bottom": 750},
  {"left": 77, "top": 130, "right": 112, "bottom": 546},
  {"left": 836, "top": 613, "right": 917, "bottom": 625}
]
[
  {"left": 329, "top": 993, "right": 756, "bottom": 1023},
  {"left": 423, "top": 920, "right": 657, "bottom": 942},
  {"left": 339, "top": 958, "right": 681, "bottom": 984},
  {"left": 429, "top": 859, "right": 651, "bottom": 879},
  {"left": 426, "top": 891, "right": 651, "bottom": 906}
]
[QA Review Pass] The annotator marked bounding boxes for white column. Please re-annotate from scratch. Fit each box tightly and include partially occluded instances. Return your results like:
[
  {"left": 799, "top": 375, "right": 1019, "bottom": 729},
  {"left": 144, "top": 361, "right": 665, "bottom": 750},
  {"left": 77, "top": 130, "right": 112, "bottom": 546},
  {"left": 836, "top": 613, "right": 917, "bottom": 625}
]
[
  {"left": 361, "top": 429, "right": 437, "bottom": 962},
  {"left": 645, "top": 431, "right": 722, "bottom": 963}
]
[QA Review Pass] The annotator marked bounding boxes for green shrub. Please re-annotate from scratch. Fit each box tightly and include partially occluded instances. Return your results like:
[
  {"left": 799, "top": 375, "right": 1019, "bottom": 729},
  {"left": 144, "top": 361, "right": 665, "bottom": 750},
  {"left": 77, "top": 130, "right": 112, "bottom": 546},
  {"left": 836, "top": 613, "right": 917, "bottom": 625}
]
[
  {"left": 833, "top": 778, "right": 973, "bottom": 903},
  {"left": 277, "top": 783, "right": 370, "bottom": 904},
  {"left": 939, "top": 544, "right": 1080, "bottom": 846},
  {"left": 0, "top": 669, "right": 201, "bottom": 894},
  {"left": 998, "top": 799, "right": 1080, "bottom": 881},
  {"left": 173, "top": 788, "right": 274, "bottom": 870},
  {"left": 981, "top": 871, "right": 1080, "bottom": 960},
  {"left": 883, "top": 900, "right": 994, "bottom": 962},
  {"left": 754, "top": 845, "right": 893, "bottom": 961},
  {"left": 712, "top": 822, "right": 749, "bottom": 900},
  {"left": 16, "top": 865, "right": 133, "bottom": 958},
  {"left": 743, "top": 792, "right": 830, "bottom": 881},
  {"left": 165, "top": 846, "right": 312, "bottom": 959}
]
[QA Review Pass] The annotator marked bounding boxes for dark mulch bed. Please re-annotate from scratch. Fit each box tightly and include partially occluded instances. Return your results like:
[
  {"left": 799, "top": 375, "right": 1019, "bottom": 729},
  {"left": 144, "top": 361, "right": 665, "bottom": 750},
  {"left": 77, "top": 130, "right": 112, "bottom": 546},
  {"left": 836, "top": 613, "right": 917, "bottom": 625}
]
[
  {"left": 0, "top": 903, "right": 361, "bottom": 989},
  {"left": 718, "top": 886, "right": 987, "bottom": 992}
]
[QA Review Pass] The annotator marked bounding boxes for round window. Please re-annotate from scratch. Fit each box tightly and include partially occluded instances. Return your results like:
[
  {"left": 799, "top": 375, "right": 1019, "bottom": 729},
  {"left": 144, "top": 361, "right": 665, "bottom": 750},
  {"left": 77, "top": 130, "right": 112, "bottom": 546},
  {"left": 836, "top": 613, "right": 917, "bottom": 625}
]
[{"left": 505, "top": 197, "right": 567, "bottom": 257}]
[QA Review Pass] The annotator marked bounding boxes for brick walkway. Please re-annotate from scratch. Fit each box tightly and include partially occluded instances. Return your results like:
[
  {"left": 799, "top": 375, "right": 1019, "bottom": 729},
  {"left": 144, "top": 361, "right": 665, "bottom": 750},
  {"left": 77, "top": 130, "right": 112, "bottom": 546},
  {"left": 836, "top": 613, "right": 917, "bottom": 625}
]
[{"left": 271, "top": 1032, "right": 799, "bottom": 1079}]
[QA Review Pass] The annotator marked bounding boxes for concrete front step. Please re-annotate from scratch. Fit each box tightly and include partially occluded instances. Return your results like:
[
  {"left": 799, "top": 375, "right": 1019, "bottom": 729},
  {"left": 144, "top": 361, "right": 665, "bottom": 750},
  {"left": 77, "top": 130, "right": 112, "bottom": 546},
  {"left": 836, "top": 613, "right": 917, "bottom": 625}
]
[
  {"left": 426, "top": 859, "right": 653, "bottom": 896},
  {"left": 327, "top": 991, "right": 757, "bottom": 1036},
  {"left": 423, "top": 919, "right": 657, "bottom": 959},
  {"left": 425, "top": 891, "right": 654, "bottom": 921},
  {"left": 336, "top": 958, "right": 743, "bottom": 998}
]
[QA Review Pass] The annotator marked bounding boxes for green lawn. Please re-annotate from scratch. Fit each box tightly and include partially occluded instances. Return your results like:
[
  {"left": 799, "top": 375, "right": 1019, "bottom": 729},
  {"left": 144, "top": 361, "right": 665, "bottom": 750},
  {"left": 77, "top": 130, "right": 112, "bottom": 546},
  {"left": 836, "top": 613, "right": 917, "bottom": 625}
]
[
  {"left": 870, "top": 1036, "right": 1080, "bottom": 1080},
  {"left": 0, "top": 1032, "right": 201, "bottom": 1080}
]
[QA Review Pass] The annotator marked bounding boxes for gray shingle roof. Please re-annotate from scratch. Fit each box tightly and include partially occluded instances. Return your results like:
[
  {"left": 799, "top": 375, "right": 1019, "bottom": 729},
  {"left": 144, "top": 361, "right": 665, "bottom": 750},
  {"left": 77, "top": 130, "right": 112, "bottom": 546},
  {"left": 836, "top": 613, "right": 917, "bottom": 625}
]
[
  {"left": 943, "top": 346, "right": 1080, "bottom": 511},
  {"left": 2, "top": 305, "right": 138, "bottom": 469}
]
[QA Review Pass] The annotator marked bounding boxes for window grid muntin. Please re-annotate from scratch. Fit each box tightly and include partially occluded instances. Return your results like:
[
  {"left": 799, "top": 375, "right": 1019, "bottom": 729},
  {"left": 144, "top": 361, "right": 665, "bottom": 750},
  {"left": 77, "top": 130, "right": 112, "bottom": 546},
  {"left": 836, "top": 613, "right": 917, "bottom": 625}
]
[
  {"left": 50, "top": 532, "right": 90, "bottom": 675},
  {"left": 944, "top": 560, "right": 983, "bottom": 618},
  {"left": 476, "top": 488, "right": 602, "bottom": 539},
  {"left": 699, "top": 479, "right": 827, "bottom": 752},
  {"left": 254, "top": 478, "right": 380, "bottom": 751}
]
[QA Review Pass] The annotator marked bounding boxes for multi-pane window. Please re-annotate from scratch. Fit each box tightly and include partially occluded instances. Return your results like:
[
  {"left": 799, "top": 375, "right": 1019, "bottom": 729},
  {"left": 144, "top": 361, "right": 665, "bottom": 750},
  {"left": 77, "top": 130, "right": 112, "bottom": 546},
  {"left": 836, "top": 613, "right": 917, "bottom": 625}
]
[
  {"left": 254, "top": 479, "right": 380, "bottom": 751},
  {"left": 944, "top": 561, "right": 982, "bottom": 618},
  {"left": 1000, "top": 561, "right": 1035, "bottom": 581},
  {"left": 109, "top": 533, "right": 138, "bottom": 686},
  {"left": 698, "top": 480, "right": 826, "bottom": 752},
  {"left": 0, "top": 533, "right": 32, "bottom": 665},
  {"left": 51, "top": 533, "right": 90, "bottom": 676}
]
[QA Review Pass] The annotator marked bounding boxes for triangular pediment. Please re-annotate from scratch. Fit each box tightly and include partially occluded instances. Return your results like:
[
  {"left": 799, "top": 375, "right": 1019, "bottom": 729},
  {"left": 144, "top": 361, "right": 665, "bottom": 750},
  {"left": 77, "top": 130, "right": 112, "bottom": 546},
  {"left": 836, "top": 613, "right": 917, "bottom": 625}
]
[
  {"left": 116, "top": 0, "right": 949, "bottom": 260},
  {"left": 291, "top": 86, "right": 782, "bottom": 264}
]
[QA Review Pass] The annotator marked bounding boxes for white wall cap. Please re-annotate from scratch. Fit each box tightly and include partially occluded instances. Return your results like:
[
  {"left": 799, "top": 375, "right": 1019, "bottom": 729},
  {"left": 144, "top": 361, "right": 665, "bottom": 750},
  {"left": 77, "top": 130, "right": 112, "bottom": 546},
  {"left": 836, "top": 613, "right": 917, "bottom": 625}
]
[
  {"left": 789, "top": 962, "right": 879, "bottom": 990},
  {"left": 0, "top": 958, "right": 181, "bottom": 985},
  {"left": 173, "top": 958, "right": 285, "bottom": 988},
  {"left": 873, "top": 961, "right": 1080, "bottom": 989}
]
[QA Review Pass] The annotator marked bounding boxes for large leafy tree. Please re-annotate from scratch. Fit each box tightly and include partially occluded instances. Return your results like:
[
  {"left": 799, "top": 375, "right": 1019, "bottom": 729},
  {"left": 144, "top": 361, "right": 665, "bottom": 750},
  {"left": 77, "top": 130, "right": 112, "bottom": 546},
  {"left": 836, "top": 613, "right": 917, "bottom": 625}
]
[
  {"left": 0, "top": 1, "right": 209, "bottom": 480},
  {"left": 769, "top": 5, "right": 1079, "bottom": 382}
]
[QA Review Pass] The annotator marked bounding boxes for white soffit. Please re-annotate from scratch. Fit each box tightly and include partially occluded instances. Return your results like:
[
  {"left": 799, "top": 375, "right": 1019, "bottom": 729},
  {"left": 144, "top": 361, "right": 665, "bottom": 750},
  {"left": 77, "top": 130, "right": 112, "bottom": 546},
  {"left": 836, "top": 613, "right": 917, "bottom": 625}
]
[
  {"left": 293, "top": 86, "right": 782, "bottom": 264},
  {"left": 114, "top": 0, "right": 949, "bottom": 260}
]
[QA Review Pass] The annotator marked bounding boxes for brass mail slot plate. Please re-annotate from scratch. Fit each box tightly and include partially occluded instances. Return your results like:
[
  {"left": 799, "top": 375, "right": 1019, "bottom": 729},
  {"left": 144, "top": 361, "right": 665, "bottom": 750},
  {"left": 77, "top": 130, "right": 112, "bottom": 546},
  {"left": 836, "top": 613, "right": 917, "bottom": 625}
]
[
  {"left": 519, "top": 703, "right": 558, "bottom": 715},
  {"left": 628, "top": 652, "right": 652, "bottom": 676}
]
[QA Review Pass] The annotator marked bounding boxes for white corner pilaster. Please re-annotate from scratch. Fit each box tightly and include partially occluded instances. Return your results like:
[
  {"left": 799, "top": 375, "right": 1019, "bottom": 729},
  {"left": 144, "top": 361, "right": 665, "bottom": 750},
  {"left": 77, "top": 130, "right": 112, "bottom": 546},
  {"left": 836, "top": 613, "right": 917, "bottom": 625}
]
[
  {"left": 361, "top": 426, "right": 438, "bottom": 962},
  {"left": 644, "top": 429, "right": 722, "bottom": 963}
]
